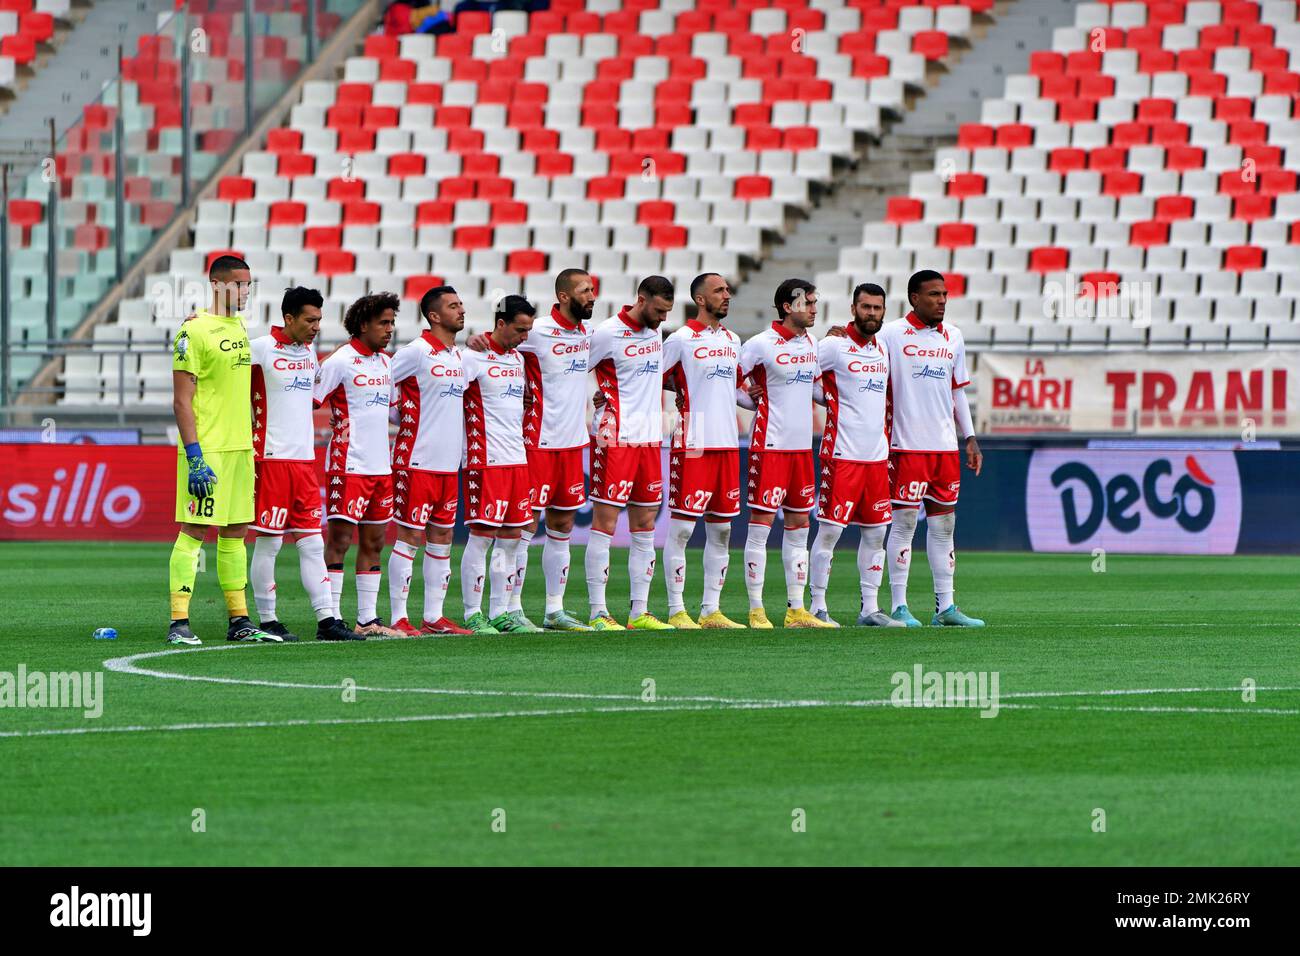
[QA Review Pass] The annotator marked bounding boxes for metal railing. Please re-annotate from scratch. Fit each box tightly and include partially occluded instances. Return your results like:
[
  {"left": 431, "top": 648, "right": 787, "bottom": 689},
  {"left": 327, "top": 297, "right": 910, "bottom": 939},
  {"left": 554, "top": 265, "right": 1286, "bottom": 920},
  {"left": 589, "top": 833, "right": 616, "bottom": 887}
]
[{"left": 0, "top": 0, "right": 366, "bottom": 411}]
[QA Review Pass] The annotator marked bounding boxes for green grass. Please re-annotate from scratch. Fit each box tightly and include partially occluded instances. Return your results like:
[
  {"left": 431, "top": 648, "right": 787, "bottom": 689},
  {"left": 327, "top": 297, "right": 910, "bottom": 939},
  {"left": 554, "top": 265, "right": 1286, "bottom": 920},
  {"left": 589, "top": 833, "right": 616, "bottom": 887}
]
[{"left": 1, "top": 540, "right": 1298, "bottom": 866}]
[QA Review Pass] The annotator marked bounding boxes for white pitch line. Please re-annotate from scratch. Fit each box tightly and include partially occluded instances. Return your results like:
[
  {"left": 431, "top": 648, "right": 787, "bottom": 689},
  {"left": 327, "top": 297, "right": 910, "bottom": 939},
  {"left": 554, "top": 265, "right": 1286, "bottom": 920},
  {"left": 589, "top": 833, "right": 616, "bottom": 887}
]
[{"left": 0, "top": 643, "right": 1260, "bottom": 740}]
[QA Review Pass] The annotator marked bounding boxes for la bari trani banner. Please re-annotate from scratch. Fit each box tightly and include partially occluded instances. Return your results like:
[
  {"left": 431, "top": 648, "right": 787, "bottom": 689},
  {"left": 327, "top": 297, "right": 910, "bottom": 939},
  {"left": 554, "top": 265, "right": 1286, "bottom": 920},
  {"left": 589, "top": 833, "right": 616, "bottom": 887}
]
[{"left": 976, "top": 352, "right": 1299, "bottom": 436}]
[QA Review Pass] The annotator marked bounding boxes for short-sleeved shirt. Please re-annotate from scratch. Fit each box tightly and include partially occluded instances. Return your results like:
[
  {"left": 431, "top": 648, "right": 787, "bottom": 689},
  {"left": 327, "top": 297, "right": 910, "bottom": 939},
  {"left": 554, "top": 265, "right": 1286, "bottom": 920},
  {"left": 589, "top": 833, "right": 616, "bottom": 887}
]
[
  {"left": 250, "top": 326, "right": 318, "bottom": 462},
  {"left": 817, "top": 325, "right": 890, "bottom": 464},
  {"left": 518, "top": 305, "right": 591, "bottom": 451},
  {"left": 739, "top": 322, "right": 820, "bottom": 452},
  {"left": 172, "top": 309, "right": 253, "bottom": 452},
  {"left": 662, "top": 319, "right": 742, "bottom": 451},
  {"left": 877, "top": 312, "right": 970, "bottom": 453},
  {"left": 313, "top": 338, "right": 393, "bottom": 476},
  {"left": 588, "top": 307, "right": 664, "bottom": 447},
  {"left": 461, "top": 337, "right": 527, "bottom": 468},
  {"left": 389, "top": 330, "right": 465, "bottom": 474}
]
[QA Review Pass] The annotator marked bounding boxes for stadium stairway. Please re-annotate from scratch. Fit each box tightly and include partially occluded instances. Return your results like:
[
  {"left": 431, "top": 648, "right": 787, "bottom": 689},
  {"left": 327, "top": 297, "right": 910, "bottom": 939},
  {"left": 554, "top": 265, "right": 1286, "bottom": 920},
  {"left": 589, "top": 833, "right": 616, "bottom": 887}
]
[
  {"left": 0, "top": 1, "right": 171, "bottom": 146},
  {"left": 728, "top": 0, "right": 1082, "bottom": 333}
]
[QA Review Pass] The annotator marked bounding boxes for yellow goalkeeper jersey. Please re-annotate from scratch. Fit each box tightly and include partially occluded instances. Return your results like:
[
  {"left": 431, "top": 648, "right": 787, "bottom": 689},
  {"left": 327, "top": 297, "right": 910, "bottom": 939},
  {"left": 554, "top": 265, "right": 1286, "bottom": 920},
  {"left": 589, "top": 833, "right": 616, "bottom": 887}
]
[{"left": 172, "top": 310, "right": 253, "bottom": 452}]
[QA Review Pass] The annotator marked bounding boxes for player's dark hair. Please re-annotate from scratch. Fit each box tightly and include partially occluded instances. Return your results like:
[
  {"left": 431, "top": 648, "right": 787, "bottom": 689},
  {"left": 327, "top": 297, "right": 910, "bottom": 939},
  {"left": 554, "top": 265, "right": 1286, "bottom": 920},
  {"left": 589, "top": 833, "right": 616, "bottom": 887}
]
[
  {"left": 281, "top": 286, "right": 323, "bottom": 319},
  {"left": 852, "top": 282, "right": 887, "bottom": 304},
  {"left": 418, "top": 285, "right": 458, "bottom": 324},
  {"left": 495, "top": 294, "right": 536, "bottom": 326},
  {"left": 908, "top": 270, "right": 945, "bottom": 297},
  {"left": 555, "top": 268, "right": 589, "bottom": 297},
  {"left": 638, "top": 275, "right": 674, "bottom": 302},
  {"left": 690, "top": 272, "right": 722, "bottom": 301},
  {"left": 773, "top": 278, "right": 815, "bottom": 321},
  {"left": 343, "top": 292, "right": 400, "bottom": 337},
  {"left": 209, "top": 254, "right": 250, "bottom": 280}
]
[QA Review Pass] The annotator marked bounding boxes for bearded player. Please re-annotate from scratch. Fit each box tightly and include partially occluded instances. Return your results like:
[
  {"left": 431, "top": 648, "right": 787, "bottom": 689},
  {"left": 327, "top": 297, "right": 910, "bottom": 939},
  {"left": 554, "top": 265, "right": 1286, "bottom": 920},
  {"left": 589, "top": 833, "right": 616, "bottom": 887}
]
[
  {"left": 738, "top": 279, "right": 836, "bottom": 629},
  {"left": 809, "top": 283, "right": 903, "bottom": 628},
  {"left": 585, "top": 276, "right": 675, "bottom": 631},
  {"left": 660, "top": 273, "right": 746, "bottom": 629},
  {"left": 249, "top": 286, "right": 363, "bottom": 642},
  {"left": 876, "top": 270, "right": 984, "bottom": 627}
]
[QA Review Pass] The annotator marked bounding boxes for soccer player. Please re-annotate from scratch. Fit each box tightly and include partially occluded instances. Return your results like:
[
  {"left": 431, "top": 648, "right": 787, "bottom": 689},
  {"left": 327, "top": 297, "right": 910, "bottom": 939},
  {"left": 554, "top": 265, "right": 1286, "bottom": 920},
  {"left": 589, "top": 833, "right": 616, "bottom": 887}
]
[
  {"left": 738, "top": 279, "right": 836, "bottom": 629},
  {"left": 660, "top": 272, "right": 745, "bottom": 629},
  {"left": 809, "top": 283, "right": 904, "bottom": 628},
  {"left": 507, "top": 268, "right": 595, "bottom": 631},
  {"left": 459, "top": 295, "right": 539, "bottom": 634},
  {"left": 876, "top": 270, "right": 985, "bottom": 627},
  {"left": 166, "top": 254, "right": 277, "bottom": 645},
  {"left": 314, "top": 293, "right": 402, "bottom": 637},
  {"left": 248, "top": 287, "right": 364, "bottom": 642},
  {"left": 585, "top": 276, "right": 675, "bottom": 631},
  {"left": 385, "top": 285, "right": 473, "bottom": 636}
]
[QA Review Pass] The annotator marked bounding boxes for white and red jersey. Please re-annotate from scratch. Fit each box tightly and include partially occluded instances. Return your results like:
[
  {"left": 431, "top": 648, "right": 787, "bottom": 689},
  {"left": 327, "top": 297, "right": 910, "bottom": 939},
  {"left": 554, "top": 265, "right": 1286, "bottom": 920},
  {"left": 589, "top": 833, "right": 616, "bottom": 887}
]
[
  {"left": 740, "top": 322, "right": 820, "bottom": 452},
  {"left": 250, "top": 326, "right": 318, "bottom": 462},
  {"left": 662, "top": 318, "right": 742, "bottom": 452},
  {"left": 589, "top": 306, "right": 664, "bottom": 446},
  {"left": 518, "top": 305, "right": 591, "bottom": 451},
  {"left": 461, "top": 337, "right": 527, "bottom": 468},
  {"left": 817, "top": 325, "right": 890, "bottom": 463},
  {"left": 313, "top": 337, "right": 393, "bottom": 476},
  {"left": 877, "top": 311, "right": 970, "bottom": 452},
  {"left": 389, "top": 330, "right": 465, "bottom": 473}
]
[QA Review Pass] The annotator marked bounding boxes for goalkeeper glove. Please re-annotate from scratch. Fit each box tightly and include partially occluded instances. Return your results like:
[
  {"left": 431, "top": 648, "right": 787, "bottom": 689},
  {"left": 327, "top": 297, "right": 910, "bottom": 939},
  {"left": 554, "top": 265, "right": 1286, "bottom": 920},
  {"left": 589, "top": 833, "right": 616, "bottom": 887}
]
[{"left": 184, "top": 442, "right": 218, "bottom": 498}]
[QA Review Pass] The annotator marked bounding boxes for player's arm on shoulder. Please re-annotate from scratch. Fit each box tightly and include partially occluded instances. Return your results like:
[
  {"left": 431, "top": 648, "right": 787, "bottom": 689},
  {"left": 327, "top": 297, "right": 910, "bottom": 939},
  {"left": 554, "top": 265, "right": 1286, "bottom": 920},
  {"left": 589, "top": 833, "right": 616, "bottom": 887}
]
[{"left": 465, "top": 331, "right": 491, "bottom": 352}]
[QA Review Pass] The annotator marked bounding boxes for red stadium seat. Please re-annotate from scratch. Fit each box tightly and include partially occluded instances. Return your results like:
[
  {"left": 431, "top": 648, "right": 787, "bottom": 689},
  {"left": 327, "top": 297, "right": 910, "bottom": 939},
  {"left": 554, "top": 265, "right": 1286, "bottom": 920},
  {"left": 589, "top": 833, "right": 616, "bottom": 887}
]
[
  {"left": 734, "top": 176, "right": 772, "bottom": 200},
  {"left": 277, "top": 153, "right": 315, "bottom": 178},
  {"left": 1049, "top": 148, "right": 1087, "bottom": 173},
  {"left": 304, "top": 227, "right": 342, "bottom": 251},
  {"left": 404, "top": 275, "right": 445, "bottom": 301},
  {"left": 1078, "top": 272, "right": 1121, "bottom": 298},
  {"left": 1219, "top": 169, "right": 1257, "bottom": 197},
  {"left": 268, "top": 201, "right": 305, "bottom": 226},
  {"left": 957, "top": 124, "right": 995, "bottom": 149},
  {"left": 8, "top": 199, "right": 42, "bottom": 226},
  {"left": 507, "top": 250, "right": 547, "bottom": 275},
  {"left": 936, "top": 223, "right": 975, "bottom": 248},
  {"left": 415, "top": 202, "right": 453, "bottom": 226},
  {"left": 587, "top": 176, "right": 625, "bottom": 201},
  {"left": 453, "top": 226, "right": 494, "bottom": 250},
  {"left": 885, "top": 197, "right": 923, "bottom": 223},
  {"left": 342, "top": 201, "right": 380, "bottom": 226},
  {"left": 328, "top": 178, "right": 366, "bottom": 202},
  {"left": 316, "top": 250, "right": 354, "bottom": 276},
  {"left": 1028, "top": 247, "right": 1069, "bottom": 273},
  {"left": 1130, "top": 220, "right": 1171, "bottom": 246},
  {"left": 1223, "top": 246, "right": 1264, "bottom": 272},
  {"left": 1102, "top": 171, "right": 1142, "bottom": 196},
  {"left": 388, "top": 153, "right": 425, "bottom": 178},
  {"left": 943, "top": 273, "right": 966, "bottom": 297},
  {"left": 995, "top": 124, "right": 1034, "bottom": 149},
  {"left": 947, "top": 173, "right": 986, "bottom": 199},
  {"left": 912, "top": 31, "right": 948, "bottom": 60},
  {"left": 1153, "top": 196, "right": 1194, "bottom": 222},
  {"left": 637, "top": 201, "right": 676, "bottom": 226},
  {"left": 1233, "top": 195, "right": 1274, "bottom": 222},
  {"left": 217, "top": 175, "right": 255, "bottom": 201},
  {"left": 649, "top": 225, "right": 688, "bottom": 248}
]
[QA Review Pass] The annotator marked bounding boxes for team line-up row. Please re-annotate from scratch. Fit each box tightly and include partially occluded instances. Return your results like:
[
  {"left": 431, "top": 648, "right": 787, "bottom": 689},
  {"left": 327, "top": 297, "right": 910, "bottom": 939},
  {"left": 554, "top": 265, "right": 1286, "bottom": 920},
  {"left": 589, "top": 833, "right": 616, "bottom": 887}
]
[{"left": 164, "top": 259, "right": 985, "bottom": 646}]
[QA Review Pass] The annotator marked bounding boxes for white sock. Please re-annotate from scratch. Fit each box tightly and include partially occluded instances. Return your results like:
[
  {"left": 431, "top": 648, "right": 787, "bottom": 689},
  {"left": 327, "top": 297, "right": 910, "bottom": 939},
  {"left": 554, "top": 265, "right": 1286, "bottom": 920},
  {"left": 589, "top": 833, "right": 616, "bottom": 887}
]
[
  {"left": 744, "top": 522, "right": 771, "bottom": 609},
  {"left": 356, "top": 569, "right": 380, "bottom": 624},
  {"left": 783, "top": 525, "right": 810, "bottom": 609},
  {"left": 251, "top": 534, "right": 283, "bottom": 621},
  {"left": 388, "top": 539, "right": 417, "bottom": 623},
  {"left": 858, "top": 524, "right": 887, "bottom": 615},
  {"left": 508, "top": 527, "right": 533, "bottom": 612},
  {"left": 295, "top": 533, "right": 333, "bottom": 621},
  {"left": 926, "top": 510, "right": 956, "bottom": 613},
  {"left": 585, "top": 529, "right": 612, "bottom": 619},
  {"left": 663, "top": 517, "right": 694, "bottom": 615},
  {"left": 629, "top": 529, "right": 656, "bottom": 618},
  {"left": 461, "top": 533, "right": 491, "bottom": 617},
  {"left": 327, "top": 566, "right": 344, "bottom": 619},
  {"left": 542, "top": 525, "right": 571, "bottom": 614},
  {"left": 489, "top": 537, "right": 519, "bottom": 618},
  {"left": 887, "top": 507, "right": 919, "bottom": 612},
  {"left": 423, "top": 542, "right": 452, "bottom": 623},
  {"left": 701, "top": 520, "right": 731, "bottom": 616},
  {"left": 809, "top": 523, "right": 843, "bottom": 615}
]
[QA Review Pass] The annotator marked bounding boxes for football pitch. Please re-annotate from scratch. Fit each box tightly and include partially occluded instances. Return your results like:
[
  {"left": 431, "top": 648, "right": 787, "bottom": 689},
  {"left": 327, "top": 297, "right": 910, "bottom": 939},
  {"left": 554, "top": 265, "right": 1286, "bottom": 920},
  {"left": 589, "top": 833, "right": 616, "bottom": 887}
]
[{"left": 2, "top": 541, "right": 1297, "bottom": 867}]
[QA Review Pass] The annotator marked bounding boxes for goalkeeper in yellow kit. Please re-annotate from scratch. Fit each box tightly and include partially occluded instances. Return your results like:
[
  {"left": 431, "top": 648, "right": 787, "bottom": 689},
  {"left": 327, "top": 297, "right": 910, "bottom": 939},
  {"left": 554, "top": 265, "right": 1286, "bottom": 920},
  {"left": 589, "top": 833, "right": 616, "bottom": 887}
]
[{"left": 166, "top": 255, "right": 281, "bottom": 645}]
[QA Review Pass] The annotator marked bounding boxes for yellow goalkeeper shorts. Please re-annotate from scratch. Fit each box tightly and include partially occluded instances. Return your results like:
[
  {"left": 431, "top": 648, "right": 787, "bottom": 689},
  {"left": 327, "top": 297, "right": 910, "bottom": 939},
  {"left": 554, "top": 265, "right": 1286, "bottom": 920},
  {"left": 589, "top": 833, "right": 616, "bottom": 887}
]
[{"left": 175, "top": 448, "right": 255, "bottom": 527}]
